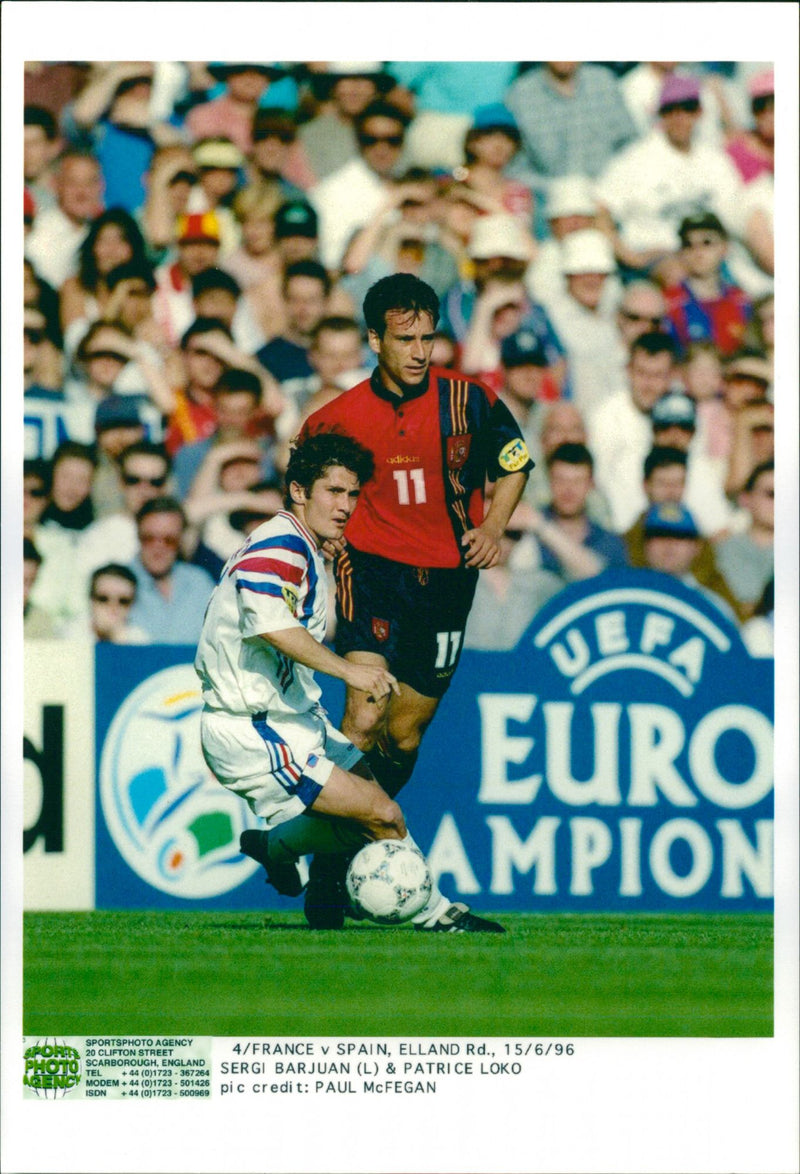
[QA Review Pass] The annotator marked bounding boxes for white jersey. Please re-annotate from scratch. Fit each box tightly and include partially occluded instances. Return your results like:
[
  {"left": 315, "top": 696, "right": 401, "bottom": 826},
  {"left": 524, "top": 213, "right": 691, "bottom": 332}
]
[{"left": 195, "top": 510, "right": 328, "bottom": 718}]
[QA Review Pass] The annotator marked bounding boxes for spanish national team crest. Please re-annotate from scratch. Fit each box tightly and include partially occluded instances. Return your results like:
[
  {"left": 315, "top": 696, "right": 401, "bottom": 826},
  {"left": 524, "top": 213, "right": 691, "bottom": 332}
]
[
  {"left": 372, "top": 617, "right": 391, "bottom": 643},
  {"left": 447, "top": 434, "right": 471, "bottom": 470}
]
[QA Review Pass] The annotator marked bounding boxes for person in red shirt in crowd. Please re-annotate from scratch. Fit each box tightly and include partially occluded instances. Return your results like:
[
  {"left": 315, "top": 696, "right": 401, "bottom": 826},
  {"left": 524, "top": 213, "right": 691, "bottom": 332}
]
[
  {"left": 663, "top": 212, "right": 751, "bottom": 358},
  {"left": 300, "top": 272, "right": 532, "bottom": 932}
]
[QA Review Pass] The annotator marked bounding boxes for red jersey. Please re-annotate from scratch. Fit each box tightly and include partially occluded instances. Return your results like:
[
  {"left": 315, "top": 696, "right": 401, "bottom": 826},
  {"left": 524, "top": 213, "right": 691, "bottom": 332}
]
[{"left": 301, "top": 366, "right": 533, "bottom": 568}]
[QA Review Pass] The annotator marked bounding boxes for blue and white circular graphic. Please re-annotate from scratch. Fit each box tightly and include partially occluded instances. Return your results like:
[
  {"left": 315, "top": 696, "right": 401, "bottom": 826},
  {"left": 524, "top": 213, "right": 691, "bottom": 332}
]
[{"left": 99, "top": 664, "right": 259, "bottom": 898}]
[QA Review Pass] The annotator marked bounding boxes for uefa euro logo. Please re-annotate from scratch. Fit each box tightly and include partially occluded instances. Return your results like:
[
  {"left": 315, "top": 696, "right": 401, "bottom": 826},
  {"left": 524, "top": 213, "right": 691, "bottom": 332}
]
[{"left": 99, "top": 664, "right": 259, "bottom": 898}]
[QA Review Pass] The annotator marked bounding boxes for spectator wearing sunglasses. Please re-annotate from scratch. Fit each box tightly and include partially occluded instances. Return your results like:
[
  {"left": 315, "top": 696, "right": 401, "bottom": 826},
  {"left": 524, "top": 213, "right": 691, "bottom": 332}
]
[
  {"left": 664, "top": 212, "right": 751, "bottom": 357},
  {"left": 129, "top": 497, "right": 215, "bottom": 644},
  {"left": 62, "top": 563, "right": 148, "bottom": 644},
  {"left": 595, "top": 76, "right": 744, "bottom": 281},
  {"left": 77, "top": 441, "right": 172, "bottom": 587},
  {"left": 310, "top": 99, "right": 411, "bottom": 271}
]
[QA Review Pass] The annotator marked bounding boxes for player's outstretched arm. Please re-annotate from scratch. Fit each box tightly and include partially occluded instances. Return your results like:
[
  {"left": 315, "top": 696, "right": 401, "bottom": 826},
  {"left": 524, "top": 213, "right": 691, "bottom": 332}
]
[{"left": 260, "top": 627, "right": 399, "bottom": 699}]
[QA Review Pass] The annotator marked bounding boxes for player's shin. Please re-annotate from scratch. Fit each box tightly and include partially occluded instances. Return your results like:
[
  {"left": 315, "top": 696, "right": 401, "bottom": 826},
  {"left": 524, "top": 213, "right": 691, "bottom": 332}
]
[{"left": 268, "top": 813, "right": 368, "bottom": 863}]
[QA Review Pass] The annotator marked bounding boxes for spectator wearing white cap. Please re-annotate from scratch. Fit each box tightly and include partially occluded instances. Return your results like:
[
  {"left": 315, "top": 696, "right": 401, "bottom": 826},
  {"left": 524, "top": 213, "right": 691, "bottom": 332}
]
[
  {"left": 298, "top": 64, "right": 397, "bottom": 183},
  {"left": 526, "top": 175, "right": 618, "bottom": 311},
  {"left": 595, "top": 75, "right": 744, "bottom": 280},
  {"left": 447, "top": 213, "right": 566, "bottom": 395},
  {"left": 544, "top": 228, "right": 622, "bottom": 415}
]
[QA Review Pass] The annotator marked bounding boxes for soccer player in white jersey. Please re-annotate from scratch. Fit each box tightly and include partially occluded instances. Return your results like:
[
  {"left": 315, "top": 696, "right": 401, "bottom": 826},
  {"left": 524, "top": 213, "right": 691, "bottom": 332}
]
[{"left": 195, "top": 431, "right": 502, "bottom": 931}]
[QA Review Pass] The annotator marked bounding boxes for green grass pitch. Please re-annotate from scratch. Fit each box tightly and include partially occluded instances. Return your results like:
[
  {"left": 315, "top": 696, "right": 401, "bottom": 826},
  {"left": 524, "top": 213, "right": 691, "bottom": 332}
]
[{"left": 23, "top": 911, "right": 772, "bottom": 1038}]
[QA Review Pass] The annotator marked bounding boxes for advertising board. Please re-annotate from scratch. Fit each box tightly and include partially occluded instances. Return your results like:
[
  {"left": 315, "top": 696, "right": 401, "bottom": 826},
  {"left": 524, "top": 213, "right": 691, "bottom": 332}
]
[{"left": 91, "top": 572, "right": 773, "bottom": 912}]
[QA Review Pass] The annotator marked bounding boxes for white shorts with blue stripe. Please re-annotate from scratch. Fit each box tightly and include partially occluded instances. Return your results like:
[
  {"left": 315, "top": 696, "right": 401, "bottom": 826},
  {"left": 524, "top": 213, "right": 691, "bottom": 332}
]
[{"left": 200, "top": 705, "right": 362, "bottom": 829}]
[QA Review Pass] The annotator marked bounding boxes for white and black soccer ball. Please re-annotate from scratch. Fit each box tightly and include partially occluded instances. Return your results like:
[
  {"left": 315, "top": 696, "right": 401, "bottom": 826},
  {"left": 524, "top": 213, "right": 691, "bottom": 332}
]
[{"left": 346, "top": 840, "right": 432, "bottom": 925}]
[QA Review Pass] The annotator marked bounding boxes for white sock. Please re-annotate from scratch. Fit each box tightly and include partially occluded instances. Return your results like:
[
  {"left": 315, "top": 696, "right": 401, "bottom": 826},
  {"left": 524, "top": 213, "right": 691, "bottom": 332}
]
[{"left": 401, "top": 832, "right": 452, "bottom": 926}]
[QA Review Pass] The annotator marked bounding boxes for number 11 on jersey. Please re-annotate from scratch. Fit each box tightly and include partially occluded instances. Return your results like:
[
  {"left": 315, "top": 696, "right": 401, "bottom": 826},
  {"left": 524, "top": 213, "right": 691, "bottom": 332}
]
[
  {"left": 435, "top": 630, "right": 462, "bottom": 669},
  {"left": 393, "top": 468, "right": 427, "bottom": 505}
]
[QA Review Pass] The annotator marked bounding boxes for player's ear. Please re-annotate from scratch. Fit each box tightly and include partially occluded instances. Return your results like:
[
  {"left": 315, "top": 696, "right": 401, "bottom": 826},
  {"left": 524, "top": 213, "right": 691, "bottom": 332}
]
[
  {"left": 288, "top": 480, "right": 308, "bottom": 506},
  {"left": 367, "top": 329, "right": 381, "bottom": 357}
]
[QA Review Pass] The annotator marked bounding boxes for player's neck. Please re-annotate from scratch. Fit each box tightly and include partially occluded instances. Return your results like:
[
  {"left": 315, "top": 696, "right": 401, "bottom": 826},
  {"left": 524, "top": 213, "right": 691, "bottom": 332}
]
[{"left": 287, "top": 505, "right": 321, "bottom": 548}]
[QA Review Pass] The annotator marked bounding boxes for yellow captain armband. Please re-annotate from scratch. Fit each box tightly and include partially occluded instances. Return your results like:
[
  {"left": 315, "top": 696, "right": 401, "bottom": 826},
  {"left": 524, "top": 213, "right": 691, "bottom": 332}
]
[{"left": 498, "top": 438, "right": 531, "bottom": 473}]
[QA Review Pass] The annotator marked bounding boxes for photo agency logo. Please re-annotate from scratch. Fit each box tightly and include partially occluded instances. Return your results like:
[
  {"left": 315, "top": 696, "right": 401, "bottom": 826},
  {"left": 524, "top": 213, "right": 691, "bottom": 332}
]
[
  {"left": 23, "top": 1039, "right": 82, "bottom": 1098},
  {"left": 99, "top": 664, "right": 259, "bottom": 898}
]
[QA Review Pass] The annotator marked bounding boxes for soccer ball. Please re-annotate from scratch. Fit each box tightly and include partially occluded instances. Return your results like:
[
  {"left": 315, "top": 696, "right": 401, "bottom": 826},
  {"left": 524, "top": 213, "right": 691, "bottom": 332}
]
[{"left": 346, "top": 840, "right": 432, "bottom": 925}]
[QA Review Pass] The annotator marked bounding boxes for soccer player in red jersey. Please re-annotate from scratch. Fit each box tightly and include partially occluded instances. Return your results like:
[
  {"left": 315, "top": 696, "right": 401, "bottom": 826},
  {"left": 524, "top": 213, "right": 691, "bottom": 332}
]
[{"left": 300, "top": 273, "right": 533, "bottom": 931}]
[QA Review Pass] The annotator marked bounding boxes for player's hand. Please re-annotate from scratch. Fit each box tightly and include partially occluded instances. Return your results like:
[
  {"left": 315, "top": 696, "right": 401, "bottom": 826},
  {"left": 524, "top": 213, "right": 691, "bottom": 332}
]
[
  {"left": 320, "top": 535, "right": 346, "bottom": 562},
  {"left": 461, "top": 525, "right": 501, "bottom": 569},
  {"left": 344, "top": 662, "right": 400, "bottom": 701}
]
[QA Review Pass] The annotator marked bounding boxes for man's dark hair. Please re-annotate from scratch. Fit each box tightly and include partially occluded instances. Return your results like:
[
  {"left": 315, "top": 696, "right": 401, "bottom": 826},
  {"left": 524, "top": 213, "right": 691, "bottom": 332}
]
[
  {"left": 630, "top": 330, "right": 679, "bottom": 362},
  {"left": 284, "top": 430, "right": 374, "bottom": 508},
  {"left": 363, "top": 273, "right": 440, "bottom": 338},
  {"left": 105, "top": 258, "right": 156, "bottom": 293},
  {"left": 283, "top": 260, "right": 331, "bottom": 297},
  {"left": 644, "top": 446, "right": 688, "bottom": 480},
  {"left": 24, "top": 457, "right": 52, "bottom": 492},
  {"left": 52, "top": 439, "right": 98, "bottom": 468},
  {"left": 136, "top": 495, "right": 186, "bottom": 528},
  {"left": 25, "top": 105, "right": 58, "bottom": 140},
  {"left": 191, "top": 267, "right": 242, "bottom": 300},
  {"left": 180, "top": 316, "right": 233, "bottom": 349},
  {"left": 120, "top": 440, "right": 172, "bottom": 474},
  {"left": 213, "top": 367, "right": 262, "bottom": 401},
  {"left": 90, "top": 563, "right": 138, "bottom": 597},
  {"left": 743, "top": 458, "right": 774, "bottom": 495},
  {"left": 354, "top": 99, "right": 412, "bottom": 135},
  {"left": 546, "top": 441, "right": 594, "bottom": 472},
  {"left": 23, "top": 537, "right": 42, "bottom": 564}
]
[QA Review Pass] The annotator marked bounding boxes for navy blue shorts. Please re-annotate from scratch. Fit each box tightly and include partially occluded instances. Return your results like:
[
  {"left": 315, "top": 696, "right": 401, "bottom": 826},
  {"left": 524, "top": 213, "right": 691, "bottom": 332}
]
[{"left": 335, "top": 547, "right": 479, "bottom": 699}]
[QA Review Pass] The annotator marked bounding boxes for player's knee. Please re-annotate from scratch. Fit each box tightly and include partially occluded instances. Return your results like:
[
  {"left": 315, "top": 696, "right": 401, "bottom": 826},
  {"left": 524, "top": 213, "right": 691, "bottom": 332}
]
[
  {"left": 386, "top": 719, "right": 428, "bottom": 755},
  {"left": 344, "top": 694, "right": 386, "bottom": 741}
]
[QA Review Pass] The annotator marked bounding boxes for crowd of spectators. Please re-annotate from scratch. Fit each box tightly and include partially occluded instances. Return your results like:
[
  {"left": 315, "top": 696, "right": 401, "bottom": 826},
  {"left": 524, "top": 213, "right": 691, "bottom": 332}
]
[{"left": 22, "top": 60, "right": 776, "bottom": 656}]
